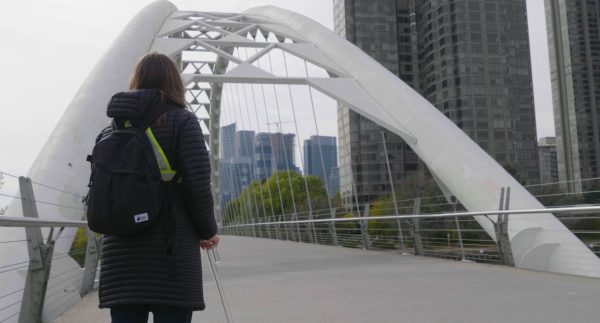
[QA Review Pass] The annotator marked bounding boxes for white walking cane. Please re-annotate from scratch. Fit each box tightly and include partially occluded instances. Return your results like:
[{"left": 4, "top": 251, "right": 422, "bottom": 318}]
[{"left": 206, "top": 247, "right": 234, "bottom": 323}]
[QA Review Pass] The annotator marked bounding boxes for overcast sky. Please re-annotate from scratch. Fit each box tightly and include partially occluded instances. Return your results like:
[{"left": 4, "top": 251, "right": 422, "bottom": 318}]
[{"left": 0, "top": 0, "right": 553, "bottom": 182}]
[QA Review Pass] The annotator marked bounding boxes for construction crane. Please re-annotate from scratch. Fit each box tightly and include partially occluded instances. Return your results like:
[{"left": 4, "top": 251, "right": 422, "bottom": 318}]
[{"left": 266, "top": 120, "right": 294, "bottom": 132}]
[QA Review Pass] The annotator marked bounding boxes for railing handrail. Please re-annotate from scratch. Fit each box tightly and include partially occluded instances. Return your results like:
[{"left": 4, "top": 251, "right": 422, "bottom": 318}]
[
  {"left": 1, "top": 204, "right": 599, "bottom": 229},
  {"left": 0, "top": 216, "right": 86, "bottom": 228},
  {"left": 223, "top": 205, "right": 600, "bottom": 228}
]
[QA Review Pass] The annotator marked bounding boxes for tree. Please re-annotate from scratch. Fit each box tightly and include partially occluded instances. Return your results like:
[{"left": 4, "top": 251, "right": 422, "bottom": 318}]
[
  {"left": 69, "top": 227, "right": 88, "bottom": 266},
  {"left": 223, "top": 171, "right": 331, "bottom": 224},
  {"left": 366, "top": 173, "right": 451, "bottom": 248}
]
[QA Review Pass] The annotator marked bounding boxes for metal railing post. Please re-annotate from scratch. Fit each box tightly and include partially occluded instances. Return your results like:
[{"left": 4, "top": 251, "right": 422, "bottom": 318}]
[
  {"left": 294, "top": 213, "right": 302, "bottom": 243},
  {"left": 380, "top": 131, "right": 407, "bottom": 254},
  {"left": 452, "top": 197, "right": 468, "bottom": 262},
  {"left": 411, "top": 197, "right": 423, "bottom": 256},
  {"left": 360, "top": 204, "right": 371, "bottom": 250},
  {"left": 273, "top": 215, "right": 281, "bottom": 240},
  {"left": 495, "top": 187, "right": 515, "bottom": 266},
  {"left": 80, "top": 226, "right": 100, "bottom": 297},
  {"left": 280, "top": 214, "right": 290, "bottom": 240},
  {"left": 305, "top": 211, "right": 315, "bottom": 244},
  {"left": 330, "top": 208, "right": 338, "bottom": 246},
  {"left": 265, "top": 218, "right": 269, "bottom": 239},
  {"left": 288, "top": 214, "right": 297, "bottom": 242},
  {"left": 251, "top": 218, "right": 257, "bottom": 238},
  {"left": 18, "top": 177, "right": 56, "bottom": 323}
]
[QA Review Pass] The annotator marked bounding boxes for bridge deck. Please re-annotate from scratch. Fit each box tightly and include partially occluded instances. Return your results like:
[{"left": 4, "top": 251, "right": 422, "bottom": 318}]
[{"left": 55, "top": 236, "right": 600, "bottom": 323}]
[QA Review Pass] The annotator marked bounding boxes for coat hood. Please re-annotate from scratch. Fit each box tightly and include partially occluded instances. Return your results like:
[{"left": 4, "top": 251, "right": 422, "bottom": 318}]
[{"left": 106, "top": 89, "right": 162, "bottom": 121}]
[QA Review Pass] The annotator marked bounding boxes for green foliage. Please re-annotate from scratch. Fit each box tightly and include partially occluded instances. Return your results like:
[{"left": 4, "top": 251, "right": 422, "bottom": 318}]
[
  {"left": 69, "top": 227, "right": 87, "bottom": 267},
  {"left": 365, "top": 173, "right": 452, "bottom": 248},
  {"left": 224, "top": 171, "right": 331, "bottom": 224}
]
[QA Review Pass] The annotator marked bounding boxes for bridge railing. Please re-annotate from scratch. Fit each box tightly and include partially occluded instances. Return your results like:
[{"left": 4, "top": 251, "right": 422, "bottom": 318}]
[
  {"left": 222, "top": 204, "right": 600, "bottom": 266},
  {"left": 0, "top": 174, "right": 93, "bottom": 323}
]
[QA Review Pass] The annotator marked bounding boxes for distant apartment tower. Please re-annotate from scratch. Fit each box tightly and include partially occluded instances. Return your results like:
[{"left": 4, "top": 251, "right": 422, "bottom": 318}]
[
  {"left": 545, "top": 0, "right": 600, "bottom": 192},
  {"left": 231, "top": 158, "right": 254, "bottom": 196},
  {"left": 219, "top": 123, "right": 237, "bottom": 206},
  {"left": 232, "top": 130, "right": 256, "bottom": 196},
  {"left": 271, "top": 133, "right": 298, "bottom": 173},
  {"left": 303, "top": 136, "right": 338, "bottom": 194},
  {"left": 235, "top": 130, "right": 255, "bottom": 162},
  {"left": 334, "top": 0, "right": 539, "bottom": 206},
  {"left": 255, "top": 133, "right": 273, "bottom": 180},
  {"left": 328, "top": 167, "right": 340, "bottom": 197},
  {"left": 220, "top": 123, "right": 236, "bottom": 160},
  {"left": 539, "top": 137, "right": 559, "bottom": 185},
  {"left": 219, "top": 161, "right": 233, "bottom": 206},
  {"left": 219, "top": 126, "right": 256, "bottom": 201}
]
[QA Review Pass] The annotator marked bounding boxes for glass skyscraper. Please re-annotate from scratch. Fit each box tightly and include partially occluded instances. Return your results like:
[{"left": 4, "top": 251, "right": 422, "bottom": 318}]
[
  {"left": 546, "top": 0, "right": 600, "bottom": 192},
  {"left": 303, "top": 136, "right": 338, "bottom": 195},
  {"left": 334, "top": 0, "right": 540, "bottom": 206}
]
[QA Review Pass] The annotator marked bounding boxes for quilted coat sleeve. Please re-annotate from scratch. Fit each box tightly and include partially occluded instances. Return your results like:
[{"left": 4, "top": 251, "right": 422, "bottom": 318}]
[{"left": 177, "top": 113, "right": 217, "bottom": 240}]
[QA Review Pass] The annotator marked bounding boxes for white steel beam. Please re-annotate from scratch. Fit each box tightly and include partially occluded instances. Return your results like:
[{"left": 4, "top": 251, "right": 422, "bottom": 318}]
[
  {"left": 257, "top": 23, "right": 308, "bottom": 43},
  {"left": 150, "top": 38, "right": 195, "bottom": 57},
  {"left": 181, "top": 73, "right": 308, "bottom": 85},
  {"left": 308, "top": 78, "right": 417, "bottom": 145},
  {"left": 278, "top": 43, "right": 348, "bottom": 77},
  {"left": 157, "top": 19, "right": 196, "bottom": 37}
]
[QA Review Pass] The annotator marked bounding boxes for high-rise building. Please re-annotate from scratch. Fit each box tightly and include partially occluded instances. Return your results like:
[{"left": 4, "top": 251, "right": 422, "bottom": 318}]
[
  {"left": 219, "top": 160, "right": 234, "bottom": 206},
  {"left": 334, "top": 1, "right": 421, "bottom": 206},
  {"left": 219, "top": 123, "right": 236, "bottom": 161},
  {"left": 235, "top": 130, "right": 255, "bottom": 161},
  {"left": 232, "top": 130, "right": 255, "bottom": 196},
  {"left": 545, "top": 0, "right": 600, "bottom": 192},
  {"left": 255, "top": 133, "right": 273, "bottom": 181},
  {"left": 219, "top": 123, "right": 237, "bottom": 206},
  {"left": 334, "top": 0, "right": 540, "bottom": 206},
  {"left": 303, "top": 136, "right": 338, "bottom": 194},
  {"left": 328, "top": 167, "right": 340, "bottom": 197},
  {"left": 229, "top": 157, "right": 254, "bottom": 198},
  {"left": 219, "top": 125, "right": 256, "bottom": 201},
  {"left": 271, "top": 133, "right": 297, "bottom": 172},
  {"left": 539, "top": 137, "right": 559, "bottom": 185}
]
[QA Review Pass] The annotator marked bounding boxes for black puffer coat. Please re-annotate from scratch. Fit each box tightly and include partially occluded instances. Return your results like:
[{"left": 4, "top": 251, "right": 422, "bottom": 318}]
[{"left": 97, "top": 89, "right": 217, "bottom": 310}]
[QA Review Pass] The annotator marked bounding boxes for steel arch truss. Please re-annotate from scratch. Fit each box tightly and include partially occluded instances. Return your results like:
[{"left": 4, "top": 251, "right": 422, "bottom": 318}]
[{"left": 150, "top": 10, "right": 417, "bottom": 224}]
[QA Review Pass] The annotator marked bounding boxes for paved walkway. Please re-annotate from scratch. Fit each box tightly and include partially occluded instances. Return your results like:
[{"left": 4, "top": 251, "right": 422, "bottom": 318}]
[{"left": 55, "top": 236, "right": 600, "bottom": 323}]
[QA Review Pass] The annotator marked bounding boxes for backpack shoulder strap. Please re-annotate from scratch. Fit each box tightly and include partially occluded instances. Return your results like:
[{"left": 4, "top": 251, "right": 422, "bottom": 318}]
[
  {"left": 144, "top": 103, "right": 182, "bottom": 182},
  {"left": 146, "top": 126, "right": 177, "bottom": 181}
]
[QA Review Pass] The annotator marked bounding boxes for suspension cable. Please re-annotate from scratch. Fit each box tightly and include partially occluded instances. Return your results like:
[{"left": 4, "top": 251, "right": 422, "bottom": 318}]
[
  {"left": 266, "top": 51, "right": 301, "bottom": 241},
  {"left": 247, "top": 49, "right": 278, "bottom": 233},
  {"left": 282, "top": 51, "right": 317, "bottom": 241},
  {"left": 256, "top": 53, "right": 289, "bottom": 240}
]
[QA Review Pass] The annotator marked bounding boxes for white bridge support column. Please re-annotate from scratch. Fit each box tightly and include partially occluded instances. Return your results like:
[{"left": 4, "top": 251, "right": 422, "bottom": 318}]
[{"left": 245, "top": 6, "right": 600, "bottom": 277}]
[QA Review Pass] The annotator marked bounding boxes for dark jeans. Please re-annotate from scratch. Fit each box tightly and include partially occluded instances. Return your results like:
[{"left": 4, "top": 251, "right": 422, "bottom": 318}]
[{"left": 110, "top": 304, "right": 193, "bottom": 323}]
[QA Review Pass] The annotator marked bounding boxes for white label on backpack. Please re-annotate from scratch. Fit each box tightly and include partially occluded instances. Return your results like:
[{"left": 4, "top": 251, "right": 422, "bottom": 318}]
[{"left": 134, "top": 213, "right": 149, "bottom": 223}]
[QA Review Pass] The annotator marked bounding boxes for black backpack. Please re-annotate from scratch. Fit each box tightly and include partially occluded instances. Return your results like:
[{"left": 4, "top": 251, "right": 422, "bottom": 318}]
[{"left": 86, "top": 105, "right": 177, "bottom": 235}]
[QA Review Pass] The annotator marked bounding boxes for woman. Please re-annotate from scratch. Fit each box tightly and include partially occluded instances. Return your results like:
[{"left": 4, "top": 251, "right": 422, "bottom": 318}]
[{"left": 97, "top": 53, "right": 220, "bottom": 323}]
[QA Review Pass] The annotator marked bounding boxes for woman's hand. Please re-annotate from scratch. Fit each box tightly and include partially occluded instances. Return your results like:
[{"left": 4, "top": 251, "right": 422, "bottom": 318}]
[{"left": 200, "top": 235, "right": 220, "bottom": 250}]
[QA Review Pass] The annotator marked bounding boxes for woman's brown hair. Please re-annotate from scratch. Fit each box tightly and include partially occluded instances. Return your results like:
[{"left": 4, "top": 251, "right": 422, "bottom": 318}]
[{"left": 129, "top": 53, "right": 186, "bottom": 107}]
